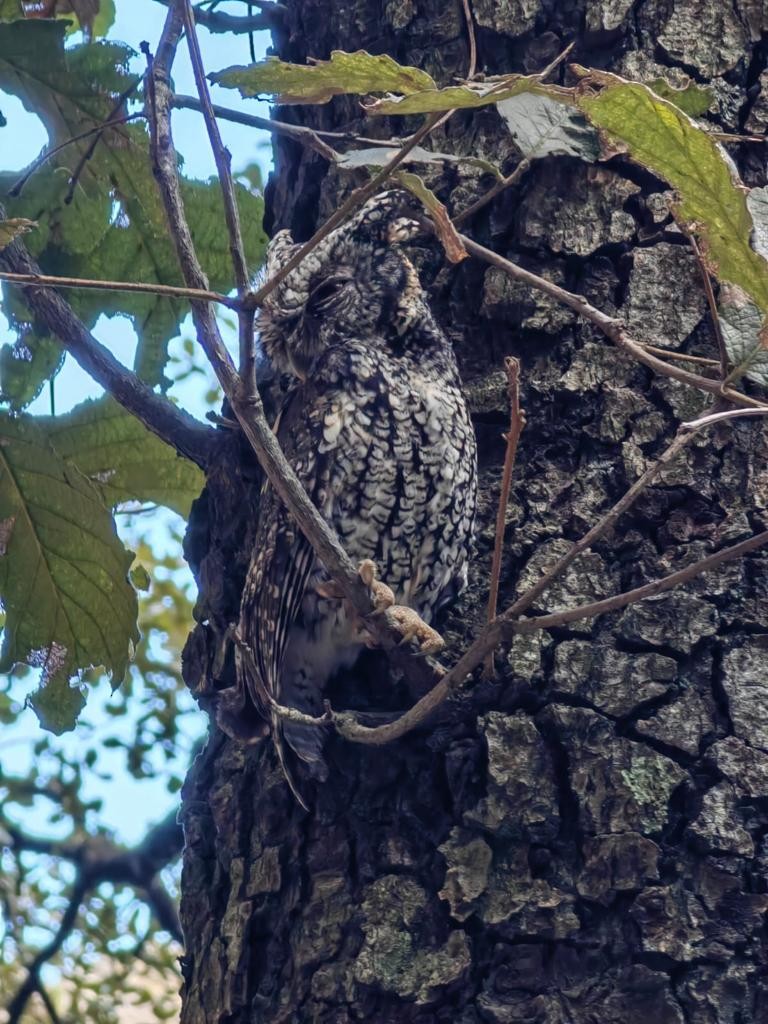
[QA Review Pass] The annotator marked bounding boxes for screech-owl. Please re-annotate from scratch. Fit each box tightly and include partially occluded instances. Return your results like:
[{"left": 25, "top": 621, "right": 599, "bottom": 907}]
[{"left": 233, "top": 191, "right": 477, "bottom": 805}]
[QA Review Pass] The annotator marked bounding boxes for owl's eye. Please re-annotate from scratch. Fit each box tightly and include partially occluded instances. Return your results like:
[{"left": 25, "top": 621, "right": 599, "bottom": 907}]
[{"left": 307, "top": 274, "right": 352, "bottom": 314}]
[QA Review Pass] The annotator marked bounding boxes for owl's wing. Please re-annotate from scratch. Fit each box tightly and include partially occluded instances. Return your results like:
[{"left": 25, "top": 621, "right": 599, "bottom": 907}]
[{"left": 237, "top": 385, "right": 325, "bottom": 716}]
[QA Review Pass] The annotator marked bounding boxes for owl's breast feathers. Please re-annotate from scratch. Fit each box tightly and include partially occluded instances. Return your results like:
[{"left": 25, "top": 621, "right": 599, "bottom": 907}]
[{"left": 231, "top": 191, "right": 478, "bottom": 789}]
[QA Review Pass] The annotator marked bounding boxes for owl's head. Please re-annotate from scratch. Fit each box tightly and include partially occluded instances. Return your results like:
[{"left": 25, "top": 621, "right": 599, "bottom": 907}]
[{"left": 256, "top": 191, "right": 430, "bottom": 379}]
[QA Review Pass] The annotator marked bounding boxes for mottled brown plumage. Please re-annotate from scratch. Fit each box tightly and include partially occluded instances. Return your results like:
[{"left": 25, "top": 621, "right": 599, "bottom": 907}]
[{"left": 234, "top": 192, "right": 477, "bottom": 805}]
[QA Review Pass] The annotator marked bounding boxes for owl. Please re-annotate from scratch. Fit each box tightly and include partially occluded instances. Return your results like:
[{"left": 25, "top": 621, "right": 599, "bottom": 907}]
[{"left": 233, "top": 191, "right": 477, "bottom": 806}]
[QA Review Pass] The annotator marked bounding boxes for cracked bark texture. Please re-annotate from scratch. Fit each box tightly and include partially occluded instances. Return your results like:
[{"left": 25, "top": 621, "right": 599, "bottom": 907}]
[{"left": 178, "top": 2, "right": 768, "bottom": 1021}]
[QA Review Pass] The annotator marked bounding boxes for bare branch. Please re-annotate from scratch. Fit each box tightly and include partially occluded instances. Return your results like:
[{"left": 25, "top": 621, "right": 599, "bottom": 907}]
[
  {"left": 153, "top": 0, "right": 284, "bottom": 31},
  {"left": 501, "top": 427, "right": 698, "bottom": 620},
  {"left": 684, "top": 228, "right": 729, "bottom": 380},
  {"left": 181, "top": 0, "right": 250, "bottom": 296},
  {"left": 483, "top": 356, "right": 524, "bottom": 678},
  {"left": 144, "top": 24, "right": 237, "bottom": 386},
  {"left": 6, "top": 882, "right": 85, "bottom": 1024},
  {"left": 458, "top": 232, "right": 768, "bottom": 411},
  {"left": 0, "top": 269, "right": 237, "bottom": 308},
  {"left": 683, "top": 407, "right": 768, "bottom": 430},
  {"left": 454, "top": 158, "right": 531, "bottom": 226},
  {"left": 0, "top": 225, "right": 216, "bottom": 469},
  {"left": 508, "top": 529, "right": 768, "bottom": 635},
  {"left": 171, "top": 95, "right": 353, "bottom": 161}
]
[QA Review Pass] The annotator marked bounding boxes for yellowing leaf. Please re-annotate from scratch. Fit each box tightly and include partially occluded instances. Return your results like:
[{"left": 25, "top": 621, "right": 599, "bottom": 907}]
[
  {"left": 0, "top": 413, "right": 139, "bottom": 731},
  {"left": 42, "top": 397, "right": 205, "bottom": 518},
  {"left": 0, "top": 217, "right": 36, "bottom": 250},
  {"left": 210, "top": 50, "right": 435, "bottom": 104},
  {"left": 578, "top": 72, "right": 768, "bottom": 314},
  {"left": 395, "top": 172, "right": 467, "bottom": 264},
  {"left": 647, "top": 77, "right": 714, "bottom": 117},
  {"left": 365, "top": 76, "right": 548, "bottom": 116}
]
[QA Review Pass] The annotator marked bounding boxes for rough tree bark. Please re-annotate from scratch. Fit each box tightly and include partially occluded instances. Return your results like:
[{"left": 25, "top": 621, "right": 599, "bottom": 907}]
[{"left": 178, "top": 2, "right": 768, "bottom": 1021}]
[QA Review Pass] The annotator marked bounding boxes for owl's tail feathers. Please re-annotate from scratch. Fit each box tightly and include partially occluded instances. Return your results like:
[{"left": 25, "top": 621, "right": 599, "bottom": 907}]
[
  {"left": 270, "top": 716, "right": 327, "bottom": 811},
  {"left": 282, "top": 720, "right": 330, "bottom": 782}
]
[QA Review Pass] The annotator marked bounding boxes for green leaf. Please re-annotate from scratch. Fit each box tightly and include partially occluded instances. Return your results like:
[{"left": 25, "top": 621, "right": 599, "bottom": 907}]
[
  {"left": 365, "top": 75, "right": 547, "bottom": 116},
  {"left": 0, "top": 331, "right": 64, "bottom": 411},
  {"left": 0, "top": 412, "right": 139, "bottom": 730},
  {"left": 129, "top": 564, "right": 150, "bottom": 591},
  {"left": 647, "top": 77, "right": 714, "bottom": 117},
  {"left": 718, "top": 284, "right": 768, "bottom": 388},
  {"left": 0, "top": 24, "right": 267, "bottom": 386},
  {"left": 42, "top": 396, "right": 205, "bottom": 517},
  {"left": 496, "top": 92, "right": 600, "bottom": 161},
  {"left": 0, "top": 217, "right": 36, "bottom": 249},
  {"left": 210, "top": 50, "right": 435, "bottom": 104},
  {"left": 0, "top": 0, "right": 23, "bottom": 20},
  {"left": 577, "top": 71, "right": 768, "bottom": 314},
  {"left": 28, "top": 673, "right": 86, "bottom": 735},
  {"left": 395, "top": 171, "right": 467, "bottom": 263}
]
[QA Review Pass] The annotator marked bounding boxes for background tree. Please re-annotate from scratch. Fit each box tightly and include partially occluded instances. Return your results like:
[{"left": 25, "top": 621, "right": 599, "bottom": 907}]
[{"left": 2, "top": 1, "right": 768, "bottom": 1023}]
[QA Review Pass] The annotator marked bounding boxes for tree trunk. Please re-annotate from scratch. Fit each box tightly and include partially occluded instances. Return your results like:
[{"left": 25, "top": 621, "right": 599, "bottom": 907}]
[{"left": 178, "top": 2, "right": 768, "bottom": 1021}]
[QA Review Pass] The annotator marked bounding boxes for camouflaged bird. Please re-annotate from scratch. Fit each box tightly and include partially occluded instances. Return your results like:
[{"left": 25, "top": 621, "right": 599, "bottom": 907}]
[{"left": 234, "top": 191, "right": 477, "bottom": 806}]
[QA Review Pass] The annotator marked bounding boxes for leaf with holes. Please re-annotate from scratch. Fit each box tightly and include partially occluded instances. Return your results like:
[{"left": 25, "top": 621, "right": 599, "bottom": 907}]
[
  {"left": 42, "top": 396, "right": 205, "bottom": 518},
  {"left": 0, "top": 412, "right": 139, "bottom": 732},
  {"left": 210, "top": 50, "right": 435, "bottom": 104},
  {"left": 0, "top": 331, "right": 64, "bottom": 411}
]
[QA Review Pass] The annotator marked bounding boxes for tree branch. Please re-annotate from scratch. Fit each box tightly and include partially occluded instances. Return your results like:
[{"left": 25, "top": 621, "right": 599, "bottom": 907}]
[
  {"left": 0, "top": 223, "right": 216, "bottom": 469},
  {"left": 181, "top": 0, "right": 255, "bottom": 387},
  {"left": 484, "top": 356, "right": 524, "bottom": 677},
  {"left": 153, "top": 0, "right": 284, "bottom": 31},
  {"left": 0, "top": 269, "right": 237, "bottom": 309},
  {"left": 458, "top": 233, "right": 768, "bottom": 411},
  {"left": 507, "top": 528, "right": 768, "bottom": 635}
]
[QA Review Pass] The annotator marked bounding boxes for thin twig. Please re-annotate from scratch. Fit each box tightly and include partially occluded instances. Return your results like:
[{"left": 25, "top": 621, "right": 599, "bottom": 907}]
[
  {"left": 453, "top": 44, "right": 574, "bottom": 225},
  {"left": 154, "top": 0, "right": 282, "bottom": 31},
  {"left": 685, "top": 229, "right": 729, "bottom": 379},
  {"left": 508, "top": 529, "right": 768, "bottom": 635},
  {"left": 501, "top": 427, "right": 698, "bottom": 621},
  {"left": 639, "top": 343, "right": 720, "bottom": 368},
  {"left": 0, "top": 269, "right": 237, "bottom": 308},
  {"left": 36, "top": 980, "right": 63, "bottom": 1024},
  {"left": 683, "top": 407, "right": 768, "bottom": 430},
  {"left": 460, "top": 0, "right": 477, "bottom": 79},
  {"left": 145, "top": 27, "right": 237, "bottom": 384},
  {"left": 324, "top": 527, "right": 768, "bottom": 745},
  {"left": 172, "top": 94, "right": 380, "bottom": 160},
  {"left": 454, "top": 158, "right": 531, "bottom": 225},
  {"left": 9, "top": 114, "right": 143, "bottom": 197},
  {"left": 181, "top": 0, "right": 257, "bottom": 387},
  {"left": 483, "top": 357, "right": 524, "bottom": 678},
  {"left": 0, "top": 215, "right": 216, "bottom": 469},
  {"left": 65, "top": 76, "right": 144, "bottom": 205},
  {"left": 458, "top": 233, "right": 768, "bottom": 411},
  {"left": 6, "top": 883, "right": 85, "bottom": 1024},
  {"left": 245, "top": 111, "right": 447, "bottom": 310},
  {"left": 181, "top": 0, "right": 250, "bottom": 296}
]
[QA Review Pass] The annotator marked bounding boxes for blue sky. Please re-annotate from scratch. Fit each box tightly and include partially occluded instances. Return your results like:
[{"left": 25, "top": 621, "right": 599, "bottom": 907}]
[{"left": 0, "top": 2, "right": 273, "bottom": 845}]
